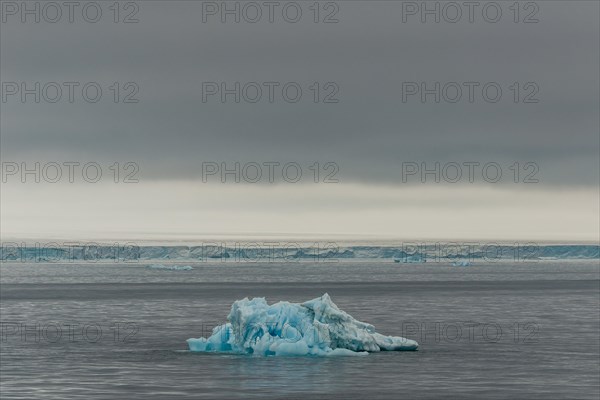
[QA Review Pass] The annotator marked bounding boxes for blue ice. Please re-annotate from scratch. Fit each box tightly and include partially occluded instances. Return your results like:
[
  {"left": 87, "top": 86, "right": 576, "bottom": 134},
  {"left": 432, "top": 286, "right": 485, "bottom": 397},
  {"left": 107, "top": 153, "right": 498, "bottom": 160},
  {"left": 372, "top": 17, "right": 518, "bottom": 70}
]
[
  {"left": 187, "top": 294, "right": 418, "bottom": 356},
  {"left": 147, "top": 264, "right": 193, "bottom": 271},
  {"left": 452, "top": 261, "right": 471, "bottom": 267}
]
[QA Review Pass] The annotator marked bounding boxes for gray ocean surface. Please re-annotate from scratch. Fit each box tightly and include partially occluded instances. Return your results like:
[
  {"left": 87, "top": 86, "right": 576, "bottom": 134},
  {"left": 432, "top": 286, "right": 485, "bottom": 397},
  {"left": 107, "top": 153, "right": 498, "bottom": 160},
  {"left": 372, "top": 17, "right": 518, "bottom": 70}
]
[{"left": 1, "top": 260, "right": 599, "bottom": 399}]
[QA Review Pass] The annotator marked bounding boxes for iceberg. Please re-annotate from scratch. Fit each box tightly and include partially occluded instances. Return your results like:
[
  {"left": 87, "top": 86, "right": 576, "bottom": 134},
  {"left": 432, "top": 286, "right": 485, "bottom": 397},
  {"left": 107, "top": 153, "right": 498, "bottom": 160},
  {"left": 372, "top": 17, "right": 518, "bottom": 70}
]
[
  {"left": 452, "top": 260, "right": 471, "bottom": 267},
  {"left": 146, "top": 264, "right": 193, "bottom": 271},
  {"left": 187, "top": 294, "right": 418, "bottom": 356}
]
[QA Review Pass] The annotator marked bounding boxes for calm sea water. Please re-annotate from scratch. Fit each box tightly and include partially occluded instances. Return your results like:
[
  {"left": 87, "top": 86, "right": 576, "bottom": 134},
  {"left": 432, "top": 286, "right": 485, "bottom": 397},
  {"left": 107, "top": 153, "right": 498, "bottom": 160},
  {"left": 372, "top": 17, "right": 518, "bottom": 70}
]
[{"left": 1, "top": 261, "right": 599, "bottom": 399}]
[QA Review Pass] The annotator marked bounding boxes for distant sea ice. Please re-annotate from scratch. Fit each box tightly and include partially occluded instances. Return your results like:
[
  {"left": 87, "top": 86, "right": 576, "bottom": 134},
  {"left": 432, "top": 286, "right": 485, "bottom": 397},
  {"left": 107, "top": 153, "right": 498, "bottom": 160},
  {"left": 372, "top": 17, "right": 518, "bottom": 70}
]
[
  {"left": 451, "top": 261, "right": 472, "bottom": 267},
  {"left": 146, "top": 264, "right": 193, "bottom": 271},
  {"left": 187, "top": 293, "right": 418, "bottom": 356}
]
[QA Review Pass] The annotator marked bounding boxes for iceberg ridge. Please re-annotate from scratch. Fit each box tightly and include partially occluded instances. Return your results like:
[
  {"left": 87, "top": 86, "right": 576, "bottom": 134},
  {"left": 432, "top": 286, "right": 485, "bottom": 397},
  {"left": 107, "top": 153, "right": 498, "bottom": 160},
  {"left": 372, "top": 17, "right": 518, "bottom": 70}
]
[{"left": 187, "top": 294, "right": 418, "bottom": 356}]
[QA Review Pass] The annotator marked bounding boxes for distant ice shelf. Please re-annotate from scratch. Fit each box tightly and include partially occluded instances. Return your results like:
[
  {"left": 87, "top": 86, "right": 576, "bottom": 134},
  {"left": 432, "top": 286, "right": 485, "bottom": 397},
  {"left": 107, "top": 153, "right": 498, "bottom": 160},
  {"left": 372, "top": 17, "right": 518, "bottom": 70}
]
[
  {"left": 394, "top": 255, "right": 426, "bottom": 263},
  {"left": 187, "top": 294, "right": 418, "bottom": 356},
  {"left": 1, "top": 244, "right": 598, "bottom": 262}
]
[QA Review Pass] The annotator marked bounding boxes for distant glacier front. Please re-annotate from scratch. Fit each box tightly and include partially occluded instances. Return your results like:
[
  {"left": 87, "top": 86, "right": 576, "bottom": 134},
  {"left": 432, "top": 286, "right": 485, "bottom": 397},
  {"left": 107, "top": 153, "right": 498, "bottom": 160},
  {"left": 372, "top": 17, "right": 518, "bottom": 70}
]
[
  {"left": 187, "top": 294, "right": 418, "bottom": 356},
  {"left": 1, "top": 243, "right": 598, "bottom": 262}
]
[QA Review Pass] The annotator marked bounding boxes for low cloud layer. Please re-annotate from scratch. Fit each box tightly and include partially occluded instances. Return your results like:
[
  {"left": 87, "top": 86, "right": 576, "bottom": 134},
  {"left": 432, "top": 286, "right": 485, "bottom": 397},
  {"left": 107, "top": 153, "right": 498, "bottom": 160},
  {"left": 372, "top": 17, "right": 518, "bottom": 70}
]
[{"left": 1, "top": 1, "right": 598, "bottom": 186}]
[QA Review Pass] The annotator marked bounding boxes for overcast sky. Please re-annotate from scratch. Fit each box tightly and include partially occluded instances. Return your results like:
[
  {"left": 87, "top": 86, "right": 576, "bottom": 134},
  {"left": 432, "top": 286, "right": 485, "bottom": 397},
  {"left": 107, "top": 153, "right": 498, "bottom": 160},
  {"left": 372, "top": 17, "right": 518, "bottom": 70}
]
[{"left": 1, "top": 1, "right": 598, "bottom": 240}]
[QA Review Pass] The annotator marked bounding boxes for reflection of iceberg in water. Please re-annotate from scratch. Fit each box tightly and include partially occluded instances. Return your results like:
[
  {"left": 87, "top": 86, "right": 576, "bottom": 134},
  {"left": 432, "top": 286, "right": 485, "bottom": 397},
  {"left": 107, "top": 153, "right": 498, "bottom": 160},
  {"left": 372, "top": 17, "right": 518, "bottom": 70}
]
[{"left": 187, "top": 294, "right": 418, "bottom": 356}]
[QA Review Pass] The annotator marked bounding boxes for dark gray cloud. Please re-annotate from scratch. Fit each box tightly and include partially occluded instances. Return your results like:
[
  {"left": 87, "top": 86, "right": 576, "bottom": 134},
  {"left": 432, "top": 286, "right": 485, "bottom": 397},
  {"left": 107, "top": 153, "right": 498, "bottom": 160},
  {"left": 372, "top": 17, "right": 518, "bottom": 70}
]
[{"left": 1, "top": 1, "right": 598, "bottom": 186}]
